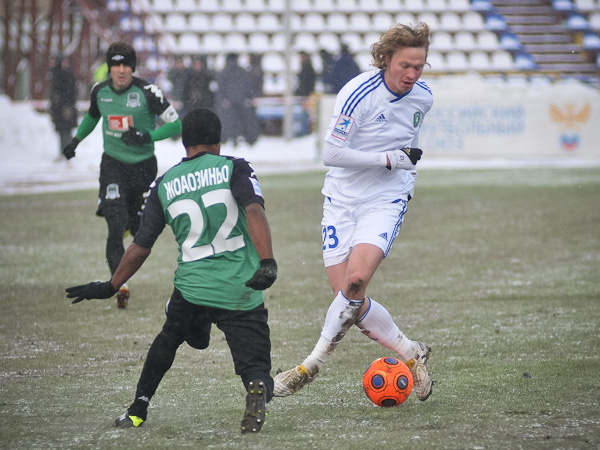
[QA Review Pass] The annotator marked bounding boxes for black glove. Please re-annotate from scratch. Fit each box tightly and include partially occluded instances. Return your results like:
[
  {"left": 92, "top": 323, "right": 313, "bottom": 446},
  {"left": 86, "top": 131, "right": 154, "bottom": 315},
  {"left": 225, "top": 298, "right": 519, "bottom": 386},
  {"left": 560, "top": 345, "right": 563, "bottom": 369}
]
[
  {"left": 121, "top": 127, "right": 152, "bottom": 146},
  {"left": 66, "top": 281, "right": 118, "bottom": 304},
  {"left": 62, "top": 137, "right": 80, "bottom": 160},
  {"left": 400, "top": 147, "right": 423, "bottom": 165},
  {"left": 245, "top": 259, "right": 278, "bottom": 290}
]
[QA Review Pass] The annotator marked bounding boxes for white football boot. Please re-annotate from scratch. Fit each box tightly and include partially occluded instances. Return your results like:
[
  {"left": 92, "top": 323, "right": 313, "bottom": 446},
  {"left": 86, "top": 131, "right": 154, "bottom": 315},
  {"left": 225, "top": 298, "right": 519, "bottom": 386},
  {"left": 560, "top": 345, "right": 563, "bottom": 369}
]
[
  {"left": 273, "top": 365, "right": 318, "bottom": 397},
  {"left": 404, "top": 341, "right": 433, "bottom": 401}
]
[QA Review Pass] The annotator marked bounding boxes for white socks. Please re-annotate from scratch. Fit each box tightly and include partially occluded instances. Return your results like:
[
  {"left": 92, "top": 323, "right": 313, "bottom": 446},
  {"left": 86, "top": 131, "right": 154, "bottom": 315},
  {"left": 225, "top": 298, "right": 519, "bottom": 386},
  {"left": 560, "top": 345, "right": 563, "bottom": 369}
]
[
  {"left": 301, "top": 294, "right": 414, "bottom": 374},
  {"left": 301, "top": 291, "right": 364, "bottom": 375},
  {"left": 356, "top": 297, "right": 415, "bottom": 361}
]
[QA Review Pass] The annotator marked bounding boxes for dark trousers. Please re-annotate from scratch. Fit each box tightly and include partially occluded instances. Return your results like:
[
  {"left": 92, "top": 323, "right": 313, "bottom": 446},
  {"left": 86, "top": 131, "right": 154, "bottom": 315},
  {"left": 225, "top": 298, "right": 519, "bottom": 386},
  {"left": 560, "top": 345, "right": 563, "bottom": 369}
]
[
  {"left": 128, "top": 288, "right": 273, "bottom": 417},
  {"left": 97, "top": 154, "right": 157, "bottom": 274}
]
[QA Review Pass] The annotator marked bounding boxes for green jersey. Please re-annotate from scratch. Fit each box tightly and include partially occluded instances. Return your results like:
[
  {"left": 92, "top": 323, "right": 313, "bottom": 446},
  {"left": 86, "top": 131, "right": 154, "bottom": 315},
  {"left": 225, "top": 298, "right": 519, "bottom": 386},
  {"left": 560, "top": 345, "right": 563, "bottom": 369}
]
[
  {"left": 134, "top": 153, "right": 266, "bottom": 310},
  {"left": 88, "top": 77, "right": 179, "bottom": 164}
]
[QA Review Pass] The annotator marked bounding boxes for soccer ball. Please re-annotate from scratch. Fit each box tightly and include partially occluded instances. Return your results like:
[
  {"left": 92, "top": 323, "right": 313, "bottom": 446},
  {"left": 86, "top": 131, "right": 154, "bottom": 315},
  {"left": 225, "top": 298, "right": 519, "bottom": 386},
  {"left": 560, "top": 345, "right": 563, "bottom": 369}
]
[{"left": 362, "top": 357, "right": 413, "bottom": 407}]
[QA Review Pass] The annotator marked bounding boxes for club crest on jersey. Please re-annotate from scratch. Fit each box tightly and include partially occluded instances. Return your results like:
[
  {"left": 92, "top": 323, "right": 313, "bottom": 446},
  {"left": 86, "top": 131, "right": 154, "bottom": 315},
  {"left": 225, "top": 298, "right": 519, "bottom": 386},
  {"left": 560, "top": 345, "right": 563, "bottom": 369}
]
[
  {"left": 127, "top": 92, "right": 141, "bottom": 108},
  {"left": 331, "top": 114, "right": 354, "bottom": 141},
  {"left": 413, "top": 111, "right": 421, "bottom": 127}
]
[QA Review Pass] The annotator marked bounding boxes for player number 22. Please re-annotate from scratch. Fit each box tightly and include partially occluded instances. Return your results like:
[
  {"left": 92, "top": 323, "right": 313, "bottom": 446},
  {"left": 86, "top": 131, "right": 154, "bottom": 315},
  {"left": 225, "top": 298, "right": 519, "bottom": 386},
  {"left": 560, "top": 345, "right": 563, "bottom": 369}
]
[
  {"left": 322, "top": 225, "right": 338, "bottom": 250},
  {"left": 167, "top": 189, "right": 244, "bottom": 262}
]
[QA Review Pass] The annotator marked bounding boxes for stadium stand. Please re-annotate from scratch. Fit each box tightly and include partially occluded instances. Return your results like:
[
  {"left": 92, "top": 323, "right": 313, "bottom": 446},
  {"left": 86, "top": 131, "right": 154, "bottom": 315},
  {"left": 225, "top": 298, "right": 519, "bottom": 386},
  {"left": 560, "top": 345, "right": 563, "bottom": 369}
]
[
  {"left": 3, "top": 0, "right": 600, "bottom": 102},
  {"left": 134, "top": 0, "right": 600, "bottom": 91}
]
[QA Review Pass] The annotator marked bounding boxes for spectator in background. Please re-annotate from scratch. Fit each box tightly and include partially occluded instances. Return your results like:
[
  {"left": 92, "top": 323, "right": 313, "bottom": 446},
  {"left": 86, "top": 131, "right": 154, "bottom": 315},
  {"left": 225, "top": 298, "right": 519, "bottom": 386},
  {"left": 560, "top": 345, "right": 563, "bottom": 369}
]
[
  {"left": 167, "top": 55, "right": 189, "bottom": 112},
  {"left": 319, "top": 49, "right": 336, "bottom": 94},
  {"left": 216, "top": 53, "right": 260, "bottom": 147},
  {"left": 295, "top": 51, "right": 316, "bottom": 97},
  {"left": 330, "top": 43, "right": 361, "bottom": 93},
  {"left": 49, "top": 54, "right": 78, "bottom": 162},
  {"left": 248, "top": 54, "right": 264, "bottom": 98},
  {"left": 92, "top": 49, "right": 109, "bottom": 84},
  {"left": 181, "top": 55, "right": 216, "bottom": 118}
]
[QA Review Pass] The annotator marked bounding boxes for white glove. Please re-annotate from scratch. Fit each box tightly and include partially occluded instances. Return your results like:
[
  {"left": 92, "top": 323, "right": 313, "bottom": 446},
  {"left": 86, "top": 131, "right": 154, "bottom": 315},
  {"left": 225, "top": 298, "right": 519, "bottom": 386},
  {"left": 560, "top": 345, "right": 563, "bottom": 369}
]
[{"left": 385, "top": 148, "right": 423, "bottom": 170}]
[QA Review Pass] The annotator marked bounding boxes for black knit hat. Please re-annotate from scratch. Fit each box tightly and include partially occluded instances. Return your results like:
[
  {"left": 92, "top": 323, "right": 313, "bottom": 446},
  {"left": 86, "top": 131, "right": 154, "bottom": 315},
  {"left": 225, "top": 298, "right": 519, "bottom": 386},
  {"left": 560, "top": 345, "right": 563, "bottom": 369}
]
[
  {"left": 106, "top": 42, "right": 137, "bottom": 72},
  {"left": 182, "top": 108, "right": 222, "bottom": 147}
]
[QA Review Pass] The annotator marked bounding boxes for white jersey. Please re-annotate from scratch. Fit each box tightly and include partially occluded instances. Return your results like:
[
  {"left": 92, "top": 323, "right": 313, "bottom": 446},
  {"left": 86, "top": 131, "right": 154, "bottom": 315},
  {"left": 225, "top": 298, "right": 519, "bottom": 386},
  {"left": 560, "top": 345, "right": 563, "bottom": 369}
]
[{"left": 322, "top": 70, "right": 433, "bottom": 204}]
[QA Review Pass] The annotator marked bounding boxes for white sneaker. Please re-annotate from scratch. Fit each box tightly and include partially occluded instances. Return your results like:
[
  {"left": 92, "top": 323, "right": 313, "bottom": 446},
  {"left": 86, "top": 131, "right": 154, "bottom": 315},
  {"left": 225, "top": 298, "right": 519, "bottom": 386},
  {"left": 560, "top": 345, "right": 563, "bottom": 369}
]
[
  {"left": 273, "top": 364, "right": 317, "bottom": 397},
  {"left": 404, "top": 341, "right": 433, "bottom": 401}
]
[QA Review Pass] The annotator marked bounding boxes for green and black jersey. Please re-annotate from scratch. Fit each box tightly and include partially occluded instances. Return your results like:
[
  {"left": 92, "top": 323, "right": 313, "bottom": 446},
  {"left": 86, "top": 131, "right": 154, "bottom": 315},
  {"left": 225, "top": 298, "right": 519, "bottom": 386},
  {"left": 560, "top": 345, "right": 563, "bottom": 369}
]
[
  {"left": 134, "top": 152, "right": 266, "bottom": 310},
  {"left": 79, "top": 77, "right": 179, "bottom": 164}
]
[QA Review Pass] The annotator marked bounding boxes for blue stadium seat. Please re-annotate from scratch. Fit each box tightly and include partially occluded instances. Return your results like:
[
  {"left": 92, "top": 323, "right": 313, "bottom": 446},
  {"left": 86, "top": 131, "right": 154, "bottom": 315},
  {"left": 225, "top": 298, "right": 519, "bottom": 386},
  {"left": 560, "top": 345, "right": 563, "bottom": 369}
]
[
  {"left": 583, "top": 31, "right": 600, "bottom": 50},
  {"left": 485, "top": 14, "right": 508, "bottom": 32},
  {"left": 552, "top": 0, "right": 575, "bottom": 12},
  {"left": 514, "top": 52, "right": 538, "bottom": 70},
  {"left": 499, "top": 32, "right": 522, "bottom": 51},
  {"left": 566, "top": 13, "right": 591, "bottom": 31}
]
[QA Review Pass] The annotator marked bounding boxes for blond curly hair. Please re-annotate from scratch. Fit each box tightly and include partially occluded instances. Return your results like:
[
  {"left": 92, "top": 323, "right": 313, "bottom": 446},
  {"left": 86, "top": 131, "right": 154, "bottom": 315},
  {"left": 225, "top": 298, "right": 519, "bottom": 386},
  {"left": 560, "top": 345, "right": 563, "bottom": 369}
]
[{"left": 370, "top": 22, "right": 431, "bottom": 70}]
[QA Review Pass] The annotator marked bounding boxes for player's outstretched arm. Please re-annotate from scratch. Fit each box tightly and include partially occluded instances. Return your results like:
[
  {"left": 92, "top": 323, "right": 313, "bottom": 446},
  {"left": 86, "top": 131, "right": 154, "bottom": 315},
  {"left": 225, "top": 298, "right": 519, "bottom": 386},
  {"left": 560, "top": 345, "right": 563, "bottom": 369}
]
[{"left": 66, "top": 243, "right": 152, "bottom": 304}]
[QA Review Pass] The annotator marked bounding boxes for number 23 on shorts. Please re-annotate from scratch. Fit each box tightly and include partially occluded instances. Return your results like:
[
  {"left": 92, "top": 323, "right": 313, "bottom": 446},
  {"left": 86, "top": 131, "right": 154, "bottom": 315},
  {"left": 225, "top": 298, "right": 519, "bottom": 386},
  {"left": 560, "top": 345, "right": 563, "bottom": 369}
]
[{"left": 322, "top": 225, "right": 338, "bottom": 250}]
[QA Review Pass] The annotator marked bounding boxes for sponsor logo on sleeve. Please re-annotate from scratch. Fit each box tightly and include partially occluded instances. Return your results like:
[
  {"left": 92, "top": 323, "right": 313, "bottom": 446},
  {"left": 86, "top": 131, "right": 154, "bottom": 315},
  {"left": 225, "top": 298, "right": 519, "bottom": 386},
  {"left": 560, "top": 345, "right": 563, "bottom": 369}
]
[{"left": 331, "top": 114, "right": 354, "bottom": 141}]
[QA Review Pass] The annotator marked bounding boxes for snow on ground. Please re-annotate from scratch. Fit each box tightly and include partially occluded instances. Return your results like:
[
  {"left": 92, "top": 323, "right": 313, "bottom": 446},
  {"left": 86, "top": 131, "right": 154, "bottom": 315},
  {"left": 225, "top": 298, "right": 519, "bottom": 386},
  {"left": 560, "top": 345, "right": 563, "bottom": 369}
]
[
  {"left": 0, "top": 96, "right": 324, "bottom": 195},
  {"left": 0, "top": 96, "right": 596, "bottom": 196}
]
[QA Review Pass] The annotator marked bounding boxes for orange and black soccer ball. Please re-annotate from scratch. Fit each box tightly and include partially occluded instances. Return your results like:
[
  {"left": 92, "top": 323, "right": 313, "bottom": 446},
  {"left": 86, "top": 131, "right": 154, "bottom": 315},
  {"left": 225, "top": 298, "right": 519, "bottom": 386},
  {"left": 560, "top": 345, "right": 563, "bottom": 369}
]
[{"left": 362, "top": 357, "right": 413, "bottom": 407}]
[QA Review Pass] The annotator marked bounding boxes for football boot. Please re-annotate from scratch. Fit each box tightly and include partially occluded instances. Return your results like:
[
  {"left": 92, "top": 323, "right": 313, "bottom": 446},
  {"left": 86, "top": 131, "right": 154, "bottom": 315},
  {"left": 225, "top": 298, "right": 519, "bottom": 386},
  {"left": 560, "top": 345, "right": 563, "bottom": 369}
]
[
  {"left": 241, "top": 380, "right": 267, "bottom": 434},
  {"left": 273, "top": 364, "right": 317, "bottom": 397},
  {"left": 404, "top": 341, "right": 433, "bottom": 401}
]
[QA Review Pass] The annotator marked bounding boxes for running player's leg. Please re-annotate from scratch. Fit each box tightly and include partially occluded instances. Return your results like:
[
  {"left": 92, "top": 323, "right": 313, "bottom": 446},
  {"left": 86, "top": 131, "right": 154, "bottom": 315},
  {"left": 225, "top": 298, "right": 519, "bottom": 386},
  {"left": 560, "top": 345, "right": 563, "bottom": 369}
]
[
  {"left": 300, "top": 243, "right": 383, "bottom": 374},
  {"left": 216, "top": 305, "right": 272, "bottom": 433},
  {"left": 116, "top": 290, "right": 188, "bottom": 427}
]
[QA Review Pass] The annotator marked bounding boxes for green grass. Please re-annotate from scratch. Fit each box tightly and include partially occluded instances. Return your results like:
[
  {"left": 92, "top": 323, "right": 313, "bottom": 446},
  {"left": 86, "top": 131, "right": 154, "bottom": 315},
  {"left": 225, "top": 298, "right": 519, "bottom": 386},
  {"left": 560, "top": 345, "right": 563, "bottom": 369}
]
[{"left": 1, "top": 167, "right": 599, "bottom": 449}]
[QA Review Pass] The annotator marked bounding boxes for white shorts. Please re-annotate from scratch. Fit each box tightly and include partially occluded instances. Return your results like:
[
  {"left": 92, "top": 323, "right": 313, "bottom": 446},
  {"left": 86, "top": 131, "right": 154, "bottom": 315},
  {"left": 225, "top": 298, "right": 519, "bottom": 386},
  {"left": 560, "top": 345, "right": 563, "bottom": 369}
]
[{"left": 321, "top": 196, "right": 408, "bottom": 267}]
